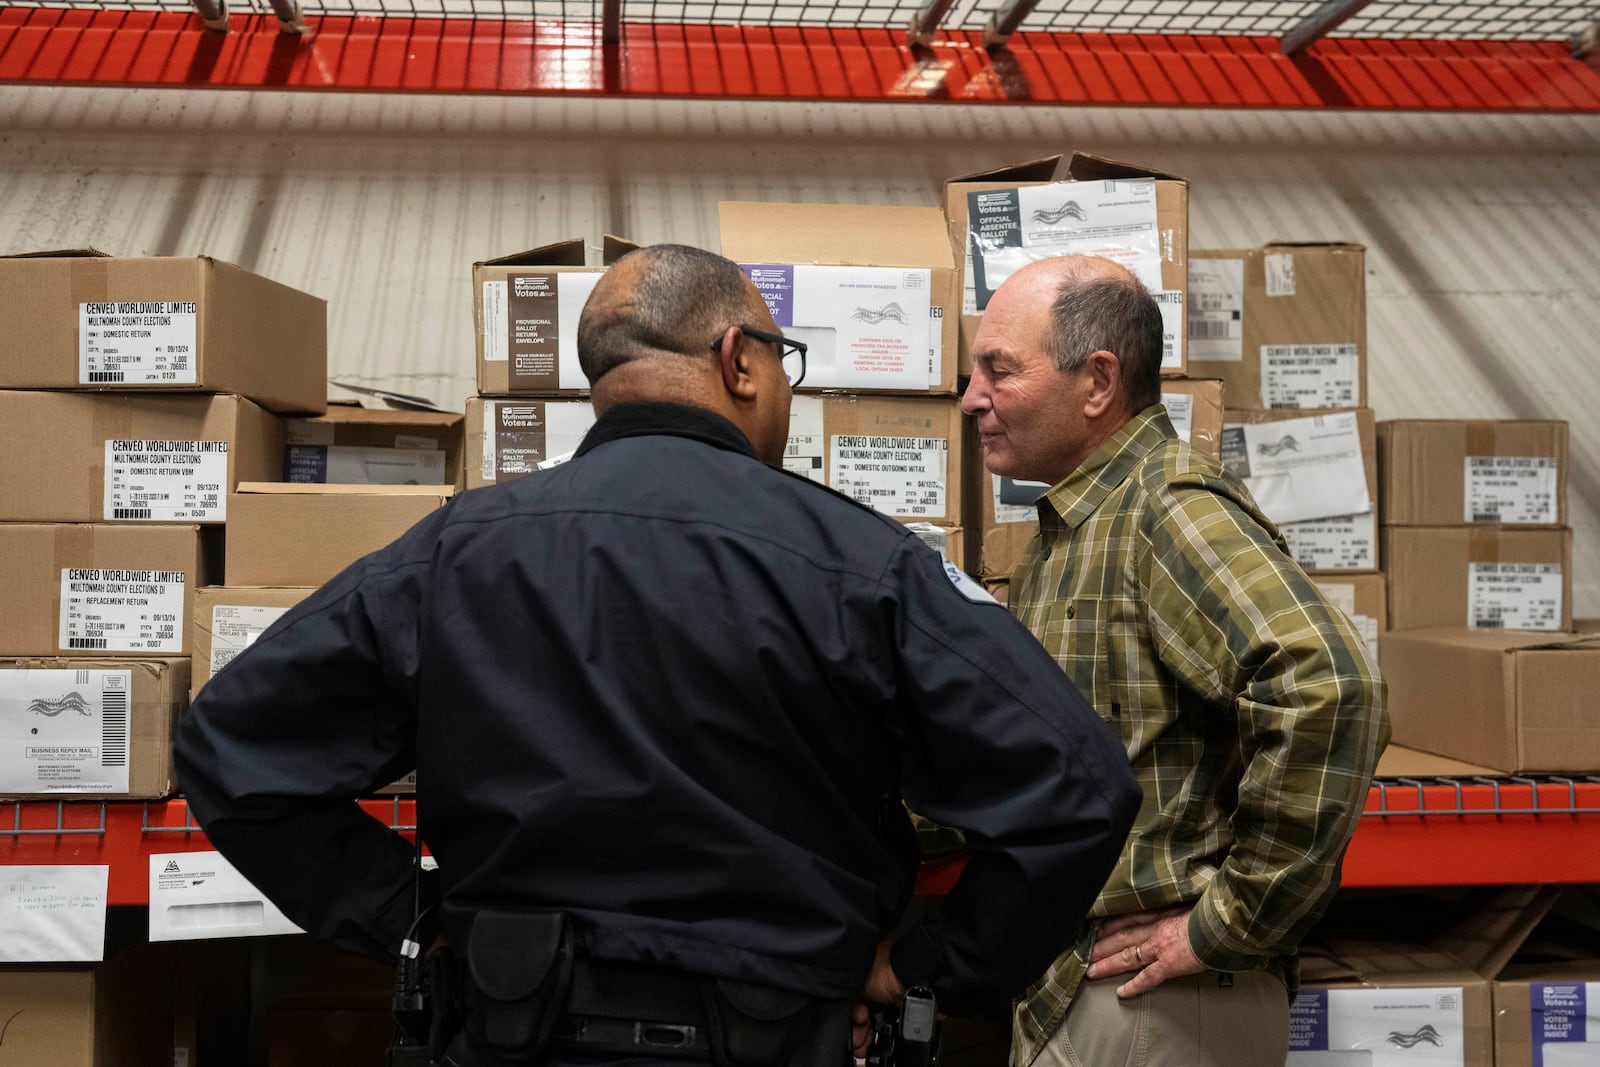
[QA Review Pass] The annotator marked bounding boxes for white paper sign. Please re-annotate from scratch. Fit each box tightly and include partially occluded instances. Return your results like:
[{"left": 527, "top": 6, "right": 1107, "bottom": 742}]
[
  {"left": 1221, "top": 412, "right": 1371, "bottom": 525},
  {"left": 783, "top": 396, "right": 826, "bottom": 483},
  {"left": 745, "top": 264, "right": 932, "bottom": 391},
  {"left": 104, "top": 440, "right": 229, "bottom": 521},
  {"left": 1468, "top": 563, "right": 1563, "bottom": 631},
  {"left": 80, "top": 301, "right": 198, "bottom": 385},
  {"left": 0, "top": 865, "right": 109, "bottom": 962},
  {"left": 1187, "top": 258, "right": 1245, "bottom": 361},
  {"left": 1289, "top": 986, "right": 1464, "bottom": 1066},
  {"left": 0, "top": 668, "right": 131, "bottom": 794},
  {"left": 59, "top": 567, "right": 186, "bottom": 653},
  {"left": 1161, "top": 392, "right": 1195, "bottom": 444},
  {"left": 1262, "top": 344, "right": 1361, "bottom": 408},
  {"left": 1465, "top": 456, "right": 1559, "bottom": 524},
  {"left": 210, "top": 605, "right": 291, "bottom": 678},
  {"left": 149, "top": 851, "right": 304, "bottom": 942},
  {"left": 481, "top": 280, "right": 508, "bottom": 362},
  {"left": 1282, "top": 513, "right": 1378, "bottom": 571},
  {"left": 831, "top": 435, "right": 948, "bottom": 518}
]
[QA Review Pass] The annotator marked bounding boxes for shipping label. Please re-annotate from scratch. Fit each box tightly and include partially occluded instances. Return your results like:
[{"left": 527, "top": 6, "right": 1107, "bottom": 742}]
[
  {"left": 1187, "top": 258, "right": 1244, "bottom": 361},
  {"left": 79, "top": 301, "right": 198, "bottom": 385},
  {"left": 209, "top": 604, "right": 292, "bottom": 679},
  {"left": 104, "top": 440, "right": 228, "bottom": 522},
  {"left": 285, "top": 419, "right": 336, "bottom": 446},
  {"left": 1465, "top": 456, "right": 1559, "bottom": 524},
  {"left": 783, "top": 397, "right": 826, "bottom": 483},
  {"left": 1288, "top": 986, "right": 1465, "bottom": 1066},
  {"left": 58, "top": 568, "right": 186, "bottom": 653},
  {"left": 966, "top": 180, "right": 1162, "bottom": 312},
  {"left": 1468, "top": 562, "right": 1563, "bottom": 631},
  {"left": 1261, "top": 344, "right": 1361, "bottom": 408},
  {"left": 1154, "top": 289, "right": 1184, "bottom": 370},
  {"left": 1221, "top": 412, "right": 1371, "bottom": 525},
  {"left": 1531, "top": 982, "right": 1600, "bottom": 1067},
  {"left": 0, "top": 669, "right": 132, "bottom": 794},
  {"left": 831, "top": 435, "right": 947, "bottom": 518},
  {"left": 1161, "top": 391, "right": 1195, "bottom": 444},
  {"left": 1265, "top": 252, "right": 1297, "bottom": 297},
  {"left": 743, "top": 264, "right": 932, "bottom": 391},
  {"left": 480, "top": 400, "right": 595, "bottom": 483},
  {"left": 1282, "top": 513, "right": 1377, "bottom": 571}
]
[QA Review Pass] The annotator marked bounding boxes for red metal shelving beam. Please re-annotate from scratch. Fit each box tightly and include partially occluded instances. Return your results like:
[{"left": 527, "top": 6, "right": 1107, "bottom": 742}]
[{"left": 2, "top": 7, "right": 1598, "bottom": 110}]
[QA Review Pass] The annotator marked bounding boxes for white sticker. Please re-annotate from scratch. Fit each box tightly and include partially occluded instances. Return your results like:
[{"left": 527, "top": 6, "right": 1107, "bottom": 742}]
[
  {"left": 79, "top": 301, "right": 198, "bottom": 385},
  {"left": 1289, "top": 985, "right": 1463, "bottom": 1066},
  {"left": 0, "top": 669, "right": 132, "bottom": 795},
  {"left": 59, "top": 568, "right": 186, "bottom": 653},
  {"left": 1314, "top": 581, "right": 1358, "bottom": 616},
  {"left": 210, "top": 604, "right": 292, "bottom": 680},
  {"left": 104, "top": 440, "right": 229, "bottom": 522},
  {"left": 1465, "top": 456, "right": 1559, "bottom": 524},
  {"left": 1154, "top": 289, "right": 1184, "bottom": 370},
  {"left": 1161, "top": 392, "right": 1195, "bottom": 444},
  {"left": 1261, "top": 344, "right": 1361, "bottom": 409},
  {"left": 480, "top": 400, "right": 498, "bottom": 480},
  {"left": 1469, "top": 563, "right": 1563, "bottom": 631},
  {"left": 831, "top": 435, "right": 948, "bottom": 518},
  {"left": 481, "top": 280, "right": 508, "bottom": 362},
  {"left": 1187, "top": 258, "right": 1244, "bottom": 361},
  {"left": 905, "top": 521, "right": 948, "bottom": 557},
  {"left": 990, "top": 473, "right": 1036, "bottom": 524},
  {"left": 962, "top": 243, "right": 980, "bottom": 317},
  {"left": 783, "top": 396, "right": 826, "bottom": 484},
  {"left": 1265, "top": 253, "right": 1296, "bottom": 298},
  {"left": 928, "top": 304, "right": 945, "bottom": 384},
  {"left": 1221, "top": 412, "right": 1371, "bottom": 525},
  {"left": 536, "top": 450, "right": 575, "bottom": 470},
  {"left": 1281, "top": 513, "right": 1377, "bottom": 571},
  {"left": 285, "top": 419, "right": 335, "bottom": 446},
  {"left": 942, "top": 559, "right": 998, "bottom": 605}
]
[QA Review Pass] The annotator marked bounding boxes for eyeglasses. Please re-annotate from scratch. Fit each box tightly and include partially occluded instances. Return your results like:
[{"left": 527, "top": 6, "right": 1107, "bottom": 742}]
[{"left": 711, "top": 325, "right": 807, "bottom": 388}]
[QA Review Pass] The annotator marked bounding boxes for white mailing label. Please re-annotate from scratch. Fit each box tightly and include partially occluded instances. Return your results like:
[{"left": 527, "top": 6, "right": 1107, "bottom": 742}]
[
  {"left": 831, "top": 435, "right": 947, "bottom": 518},
  {"left": 104, "top": 440, "right": 228, "bottom": 522},
  {"left": 1262, "top": 344, "right": 1360, "bottom": 409},
  {"left": 80, "top": 301, "right": 198, "bottom": 385},
  {"left": 1465, "top": 456, "right": 1558, "bottom": 524},
  {"left": 1468, "top": 562, "right": 1563, "bottom": 631},
  {"left": 59, "top": 568, "right": 186, "bottom": 653}
]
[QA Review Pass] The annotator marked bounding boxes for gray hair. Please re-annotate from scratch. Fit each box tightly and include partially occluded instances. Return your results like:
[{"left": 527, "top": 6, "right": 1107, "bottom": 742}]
[
  {"left": 1046, "top": 275, "right": 1164, "bottom": 411},
  {"left": 577, "top": 244, "right": 756, "bottom": 385}
]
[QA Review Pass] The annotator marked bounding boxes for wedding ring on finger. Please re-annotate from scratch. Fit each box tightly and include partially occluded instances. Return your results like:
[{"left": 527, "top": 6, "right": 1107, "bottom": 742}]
[{"left": 1134, "top": 944, "right": 1143, "bottom": 964}]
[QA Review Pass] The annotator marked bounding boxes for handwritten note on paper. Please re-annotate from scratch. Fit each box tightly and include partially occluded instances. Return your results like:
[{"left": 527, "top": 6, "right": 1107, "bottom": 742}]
[{"left": 0, "top": 865, "right": 109, "bottom": 962}]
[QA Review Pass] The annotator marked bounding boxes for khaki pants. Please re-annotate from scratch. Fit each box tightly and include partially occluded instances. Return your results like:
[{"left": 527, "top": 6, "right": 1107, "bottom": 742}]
[{"left": 1033, "top": 970, "right": 1290, "bottom": 1067}]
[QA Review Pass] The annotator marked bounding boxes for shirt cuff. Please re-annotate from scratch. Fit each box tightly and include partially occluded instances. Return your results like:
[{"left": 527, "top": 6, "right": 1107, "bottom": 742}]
[{"left": 1186, "top": 893, "right": 1267, "bottom": 973}]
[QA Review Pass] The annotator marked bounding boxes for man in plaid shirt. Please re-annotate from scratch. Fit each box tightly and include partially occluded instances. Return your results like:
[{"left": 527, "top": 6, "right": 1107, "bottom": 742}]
[{"left": 961, "top": 254, "right": 1389, "bottom": 1067}]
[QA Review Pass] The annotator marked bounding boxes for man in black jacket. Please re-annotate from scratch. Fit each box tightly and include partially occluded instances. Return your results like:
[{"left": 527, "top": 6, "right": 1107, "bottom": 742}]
[{"left": 174, "top": 243, "right": 1139, "bottom": 1066}]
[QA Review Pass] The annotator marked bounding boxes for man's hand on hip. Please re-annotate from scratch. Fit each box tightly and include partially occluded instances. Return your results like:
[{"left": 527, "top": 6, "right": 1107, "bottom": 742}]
[{"left": 1085, "top": 906, "right": 1208, "bottom": 998}]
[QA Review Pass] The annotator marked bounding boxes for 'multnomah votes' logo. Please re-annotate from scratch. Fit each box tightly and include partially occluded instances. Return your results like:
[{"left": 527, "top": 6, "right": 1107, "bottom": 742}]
[
  {"left": 27, "top": 692, "right": 91, "bottom": 718},
  {"left": 1385, "top": 1025, "right": 1443, "bottom": 1049},
  {"left": 1028, "top": 201, "right": 1088, "bottom": 225},
  {"left": 850, "top": 303, "right": 911, "bottom": 326}
]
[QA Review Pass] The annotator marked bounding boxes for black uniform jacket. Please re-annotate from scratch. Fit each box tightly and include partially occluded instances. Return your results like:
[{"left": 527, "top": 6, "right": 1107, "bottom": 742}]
[{"left": 174, "top": 401, "right": 1138, "bottom": 1012}]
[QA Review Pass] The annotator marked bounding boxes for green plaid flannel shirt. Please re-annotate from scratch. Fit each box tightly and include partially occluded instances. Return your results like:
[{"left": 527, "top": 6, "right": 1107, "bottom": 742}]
[{"left": 1006, "top": 406, "right": 1389, "bottom": 1064}]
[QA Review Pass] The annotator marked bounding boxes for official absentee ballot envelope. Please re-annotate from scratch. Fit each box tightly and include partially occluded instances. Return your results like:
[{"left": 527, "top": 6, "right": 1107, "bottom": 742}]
[{"left": 148, "top": 850, "right": 304, "bottom": 942}]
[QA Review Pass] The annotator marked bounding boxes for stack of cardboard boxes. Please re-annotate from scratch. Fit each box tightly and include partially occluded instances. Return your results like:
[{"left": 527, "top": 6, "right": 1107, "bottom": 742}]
[
  {"left": 947, "top": 154, "right": 1225, "bottom": 599},
  {"left": 1376, "top": 418, "right": 1600, "bottom": 776}
]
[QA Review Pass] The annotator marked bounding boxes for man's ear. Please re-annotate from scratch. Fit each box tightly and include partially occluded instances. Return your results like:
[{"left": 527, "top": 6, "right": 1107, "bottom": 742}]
[
  {"left": 715, "top": 325, "right": 759, "bottom": 401},
  {"left": 1083, "top": 350, "right": 1123, "bottom": 419}
]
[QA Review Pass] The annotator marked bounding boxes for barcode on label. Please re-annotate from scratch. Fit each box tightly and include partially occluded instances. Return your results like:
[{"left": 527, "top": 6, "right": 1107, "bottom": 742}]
[
  {"left": 113, "top": 507, "right": 153, "bottom": 519},
  {"left": 1474, "top": 618, "right": 1506, "bottom": 629},
  {"left": 87, "top": 371, "right": 125, "bottom": 383},
  {"left": 76, "top": 670, "right": 90, "bottom": 685},
  {"left": 69, "top": 637, "right": 108, "bottom": 649},
  {"left": 1472, "top": 511, "right": 1499, "bottom": 522},
  {"left": 1190, "top": 320, "right": 1235, "bottom": 339},
  {"left": 101, "top": 687, "right": 128, "bottom": 767}
]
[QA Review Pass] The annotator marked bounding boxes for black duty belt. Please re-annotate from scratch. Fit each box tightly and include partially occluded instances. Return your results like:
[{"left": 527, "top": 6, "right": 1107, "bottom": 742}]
[{"left": 553, "top": 958, "right": 713, "bottom": 1058}]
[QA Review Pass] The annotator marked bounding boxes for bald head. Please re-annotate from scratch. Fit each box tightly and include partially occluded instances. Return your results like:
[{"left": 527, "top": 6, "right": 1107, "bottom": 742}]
[
  {"left": 1016, "top": 255, "right": 1165, "bottom": 412},
  {"left": 577, "top": 244, "right": 762, "bottom": 389}
]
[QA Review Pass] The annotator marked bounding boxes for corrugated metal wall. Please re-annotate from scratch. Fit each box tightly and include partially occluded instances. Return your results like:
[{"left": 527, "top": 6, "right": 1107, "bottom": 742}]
[{"left": 3, "top": 88, "right": 1596, "bottom": 612}]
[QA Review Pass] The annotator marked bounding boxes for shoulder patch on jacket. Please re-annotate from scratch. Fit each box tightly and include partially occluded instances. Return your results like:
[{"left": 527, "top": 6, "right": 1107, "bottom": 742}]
[{"left": 943, "top": 560, "right": 998, "bottom": 605}]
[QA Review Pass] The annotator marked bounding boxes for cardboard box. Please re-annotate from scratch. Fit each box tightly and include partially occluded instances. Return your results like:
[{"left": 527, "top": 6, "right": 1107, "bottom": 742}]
[
  {"left": 1378, "top": 419, "right": 1568, "bottom": 527},
  {"left": 0, "top": 656, "right": 187, "bottom": 800},
  {"left": 0, "top": 251, "right": 326, "bottom": 415},
  {"left": 0, "top": 944, "right": 180, "bottom": 1067},
  {"left": 1383, "top": 526, "right": 1572, "bottom": 632},
  {"left": 1379, "top": 628, "right": 1600, "bottom": 773},
  {"left": 226, "top": 484, "right": 453, "bottom": 587},
  {"left": 1188, "top": 243, "right": 1367, "bottom": 410},
  {"left": 1314, "top": 572, "right": 1386, "bottom": 664},
  {"left": 1224, "top": 407, "right": 1379, "bottom": 573},
  {"left": 465, "top": 396, "right": 596, "bottom": 489},
  {"left": 0, "top": 524, "right": 213, "bottom": 657},
  {"left": 472, "top": 236, "right": 638, "bottom": 395},
  {"left": 0, "top": 391, "right": 283, "bottom": 524},
  {"left": 784, "top": 395, "right": 963, "bottom": 525},
  {"left": 191, "top": 586, "right": 315, "bottom": 696},
  {"left": 285, "top": 404, "right": 464, "bottom": 489},
  {"left": 964, "top": 380, "right": 1222, "bottom": 581},
  {"left": 1375, "top": 744, "right": 1501, "bottom": 778},
  {"left": 264, "top": 944, "right": 395, "bottom": 1067},
  {"left": 719, "top": 201, "right": 959, "bottom": 395},
  {"left": 952, "top": 153, "right": 1189, "bottom": 378}
]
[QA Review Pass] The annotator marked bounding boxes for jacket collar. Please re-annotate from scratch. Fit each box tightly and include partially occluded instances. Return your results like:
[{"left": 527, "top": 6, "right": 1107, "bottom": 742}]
[
  {"left": 1039, "top": 404, "right": 1174, "bottom": 530},
  {"left": 574, "top": 401, "right": 759, "bottom": 461}
]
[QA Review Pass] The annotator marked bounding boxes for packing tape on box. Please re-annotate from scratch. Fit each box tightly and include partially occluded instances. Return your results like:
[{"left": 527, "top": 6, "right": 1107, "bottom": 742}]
[{"left": 71, "top": 256, "right": 111, "bottom": 315}]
